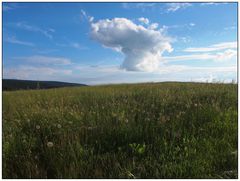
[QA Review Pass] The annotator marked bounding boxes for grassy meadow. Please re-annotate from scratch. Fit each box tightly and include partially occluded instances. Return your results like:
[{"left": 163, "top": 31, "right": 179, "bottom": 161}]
[{"left": 2, "top": 82, "right": 238, "bottom": 178}]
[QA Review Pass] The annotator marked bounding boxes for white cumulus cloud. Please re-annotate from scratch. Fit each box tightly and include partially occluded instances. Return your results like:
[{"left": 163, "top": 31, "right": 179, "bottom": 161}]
[
  {"left": 90, "top": 18, "right": 173, "bottom": 72},
  {"left": 138, "top": 17, "right": 149, "bottom": 25},
  {"left": 149, "top": 23, "right": 159, "bottom": 30},
  {"left": 166, "top": 3, "right": 192, "bottom": 12}
]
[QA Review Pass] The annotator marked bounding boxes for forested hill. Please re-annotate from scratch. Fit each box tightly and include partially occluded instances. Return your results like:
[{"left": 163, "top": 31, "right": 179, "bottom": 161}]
[{"left": 3, "top": 79, "right": 87, "bottom": 91}]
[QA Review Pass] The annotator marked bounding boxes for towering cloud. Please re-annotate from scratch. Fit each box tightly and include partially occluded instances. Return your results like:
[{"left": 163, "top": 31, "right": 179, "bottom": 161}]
[{"left": 90, "top": 18, "right": 173, "bottom": 72}]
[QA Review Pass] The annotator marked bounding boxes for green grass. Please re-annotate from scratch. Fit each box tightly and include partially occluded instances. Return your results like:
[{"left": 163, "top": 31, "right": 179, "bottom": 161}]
[{"left": 3, "top": 82, "right": 238, "bottom": 178}]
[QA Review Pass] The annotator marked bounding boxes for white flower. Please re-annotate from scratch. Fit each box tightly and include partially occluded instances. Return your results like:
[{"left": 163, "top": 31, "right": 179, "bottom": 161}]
[
  {"left": 47, "top": 142, "right": 54, "bottom": 148},
  {"left": 57, "top": 124, "right": 62, "bottom": 129},
  {"left": 36, "top": 125, "right": 40, "bottom": 130}
]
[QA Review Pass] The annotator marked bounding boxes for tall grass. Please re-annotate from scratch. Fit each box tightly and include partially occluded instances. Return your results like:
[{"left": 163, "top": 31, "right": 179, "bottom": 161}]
[{"left": 3, "top": 82, "right": 238, "bottom": 178}]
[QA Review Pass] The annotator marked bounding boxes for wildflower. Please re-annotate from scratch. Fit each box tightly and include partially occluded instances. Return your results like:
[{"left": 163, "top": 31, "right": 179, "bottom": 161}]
[
  {"left": 47, "top": 142, "right": 54, "bottom": 148},
  {"left": 57, "top": 124, "right": 62, "bottom": 129},
  {"left": 194, "top": 103, "right": 198, "bottom": 107},
  {"left": 180, "top": 111, "right": 185, "bottom": 115},
  {"left": 36, "top": 125, "right": 40, "bottom": 130},
  {"left": 125, "top": 119, "right": 129, "bottom": 123}
]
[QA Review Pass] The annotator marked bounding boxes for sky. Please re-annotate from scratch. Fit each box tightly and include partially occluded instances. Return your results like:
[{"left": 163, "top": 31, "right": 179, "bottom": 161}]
[{"left": 3, "top": 2, "right": 238, "bottom": 85}]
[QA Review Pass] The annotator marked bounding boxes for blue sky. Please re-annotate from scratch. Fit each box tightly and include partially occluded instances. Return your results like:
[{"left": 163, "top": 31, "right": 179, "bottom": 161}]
[{"left": 3, "top": 2, "right": 237, "bottom": 84}]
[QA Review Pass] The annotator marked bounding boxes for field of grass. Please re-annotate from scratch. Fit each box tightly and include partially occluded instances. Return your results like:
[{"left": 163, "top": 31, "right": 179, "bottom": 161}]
[{"left": 2, "top": 82, "right": 238, "bottom": 178}]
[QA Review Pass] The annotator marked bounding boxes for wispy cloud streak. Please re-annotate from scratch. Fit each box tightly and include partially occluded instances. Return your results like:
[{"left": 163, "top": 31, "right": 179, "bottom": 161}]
[
  {"left": 13, "top": 22, "right": 54, "bottom": 39},
  {"left": 5, "top": 36, "right": 35, "bottom": 46},
  {"left": 184, "top": 42, "right": 237, "bottom": 52}
]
